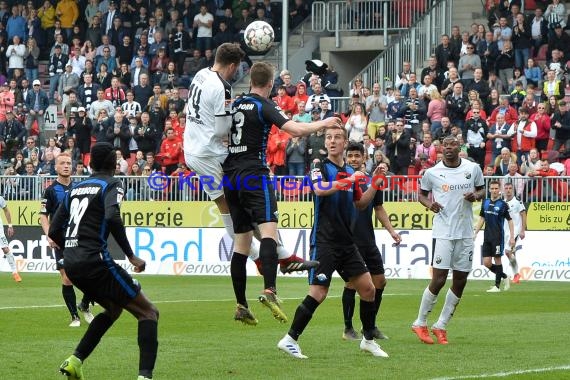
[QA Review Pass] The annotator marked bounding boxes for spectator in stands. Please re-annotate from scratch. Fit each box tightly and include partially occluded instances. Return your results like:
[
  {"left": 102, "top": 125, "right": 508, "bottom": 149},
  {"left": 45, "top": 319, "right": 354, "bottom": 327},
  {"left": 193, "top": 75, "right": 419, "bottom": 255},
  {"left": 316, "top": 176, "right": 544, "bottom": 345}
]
[
  {"left": 104, "top": 77, "right": 126, "bottom": 108},
  {"left": 530, "top": 102, "right": 551, "bottom": 155},
  {"left": 395, "top": 61, "right": 413, "bottom": 90},
  {"left": 495, "top": 39, "right": 514, "bottom": 93},
  {"left": 170, "top": 21, "right": 191, "bottom": 76},
  {"left": 306, "top": 127, "right": 326, "bottom": 165},
  {"left": 145, "top": 151, "right": 161, "bottom": 172},
  {"left": 23, "top": 78, "right": 47, "bottom": 135},
  {"left": 418, "top": 74, "right": 438, "bottom": 101},
  {"left": 183, "top": 49, "right": 206, "bottom": 85},
  {"left": 512, "top": 12, "right": 531, "bottom": 70},
  {"left": 6, "top": 35, "right": 25, "bottom": 80},
  {"left": 509, "top": 80, "right": 526, "bottom": 110},
  {"left": 489, "top": 95, "right": 518, "bottom": 125},
  {"left": 193, "top": 4, "right": 213, "bottom": 53},
  {"left": 55, "top": 0, "right": 79, "bottom": 39},
  {"left": 345, "top": 102, "right": 367, "bottom": 143},
  {"left": 0, "top": 109, "right": 25, "bottom": 160},
  {"left": 551, "top": 99, "right": 570, "bottom": 154},
  {"left": 458, "top": 43, "right": 481, "bottom": 85},
  {"left": 542, "top": 69, "right": 565, "bottom": 101},
  {"left": 402, "top": 87, "right": 426, "bottom": 134},
  {"left": 105, "top": 111, "right": 131, "bottom": 158},
  {"left": 293, "top": 81, "right": 308, "bottom": 107},
  {"left": 415, "top": 132, "right": 436, "bottom": 163},
  {"left": 147, "top": 83, "right": 167, "bottom": 112},
  {"left": 464, "top": 107, "right": 488, "bottom": 168},
  {"left": 89, "top": 89, "right": 115, "bottom": 121},
  {"left": 59, "top": 63, "right": 80, "bottom": 112},
  {"left": 305, "top": 82, "right": 331, "bottom": 113},
  {"left": 272, "top": 85, "right": 295, "bottom": 114},
  {"left": 96, "top": 62, "right": 113, "bottom": 89},
  {"left": 385, "top": 119, "right": 412, "bottom": 175},
  {"left": 494, "top": 147, "right": 517, "bottom": 176},
  {"left": 38, "top": 0, "right": 56, "bottom": 43},
  {"left": 508, "top": 107, "right": 537, "bottom": 164},
  {"left": 501, "top": 162, "right": 526, "bottom": 198},
  {"left": 440, "top": 66, "right": 462, "bottom": 97},
  {"left": 478, "top": 30, "right": 499, "bottom": 79},
  {"left": 0, "top": 82, "right": 14, "bottom": 124},
  {"left": 167, "top": 89, "right": 185, "bottom": 114},
  {"left": 21, "top": 160, "right": 37, "bottom": 199},
  {"left": 366, "top": 82, "right": 387, "bottom": 138},
  {"left": 400, "top": 72, "right": 421, "bottom": 98},
  {"left": 133, "top": 73, "right": 152, "bottom": 107},
  {"left": 484, "top": 90, "right": 500, "bottom": 118},
  {"left": 134, "top": 111, "right": 161, "bottom": 154},
  {"left": 48, "top": 44, "right": 67, "bottom": 104},
  {"left": 445, "top": 81, "right": 469, "bottom": 130},
  {"left": 493, "top": 16, "right": 512, "bottom": 51},
  {"left": 524, "top": 58, "right": 541, "bottom": 87},
  {"left": 77, "top": 73, "right": 99, "bottom": 114},
  {"left": 37, "top": 149, "right": 56, "bottom": 175},
  {"left": 289, "top": 0, "right": 308, "bottom": 29},
  {"left": 148, "top": 32, "right": 168, "bottom": 62},
  {"left": 487, "top": 113, "right": 512, "bottom": 163},
  {"left": 545, "top": 0, "right": 567, "bottom": 33}
]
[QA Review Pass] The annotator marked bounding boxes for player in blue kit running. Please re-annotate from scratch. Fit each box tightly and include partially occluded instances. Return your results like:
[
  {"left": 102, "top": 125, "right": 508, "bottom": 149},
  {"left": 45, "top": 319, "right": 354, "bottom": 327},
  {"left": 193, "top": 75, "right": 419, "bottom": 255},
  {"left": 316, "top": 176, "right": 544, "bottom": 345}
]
[{"left": 474, "top": 180, "right": 515, "bottom": 292}]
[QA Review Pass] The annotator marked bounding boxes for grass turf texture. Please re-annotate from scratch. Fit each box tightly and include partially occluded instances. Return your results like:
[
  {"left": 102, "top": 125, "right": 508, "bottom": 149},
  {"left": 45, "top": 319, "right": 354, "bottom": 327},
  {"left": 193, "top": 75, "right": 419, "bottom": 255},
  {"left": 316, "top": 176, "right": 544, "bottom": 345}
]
[{"left": 0, "top": 273, "right": 569, "bottom": 380}]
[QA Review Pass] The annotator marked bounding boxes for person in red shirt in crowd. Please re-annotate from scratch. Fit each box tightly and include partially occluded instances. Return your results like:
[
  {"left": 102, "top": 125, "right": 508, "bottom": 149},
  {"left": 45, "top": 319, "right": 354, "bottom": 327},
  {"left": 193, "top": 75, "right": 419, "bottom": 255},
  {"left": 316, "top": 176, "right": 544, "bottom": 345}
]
[
  {"left": 488, "top": 95, "right": 518, "bottom": 125},
  {"left": 527, "top": 159, "right": 567, "bottom": 201},
  {"left": 272, "top": 85, "right": 295, "bottom": 114},
  {"left": 266, "top": 125, "right": 291, "bottom": 175},
  {"left": 157, "top": 128, "right": 183, "bottom": 175},
  {"left": 104, "top": 77, "right": 127, "bottom": 108},
  {"left": 530, "top": 102, "right": 551, "bottom": 156},
  {"left": 165, "top": 109, "right": 182, "bottom": 141},
  {"left": 292, "top": 81, "right": 308, "bottom": 109}
]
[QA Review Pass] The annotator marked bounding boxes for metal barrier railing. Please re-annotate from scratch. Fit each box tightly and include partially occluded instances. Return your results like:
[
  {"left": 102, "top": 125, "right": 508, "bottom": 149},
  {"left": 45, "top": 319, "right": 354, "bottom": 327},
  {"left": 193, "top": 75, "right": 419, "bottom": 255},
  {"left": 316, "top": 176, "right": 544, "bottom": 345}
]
[
  {"left": 2, "top": 174, "right": 568, "bottom": 203},
  {"left": 312, "top": 0, "right": 431, "bottom": 34},
  {"left": 347, "top": 0, "right": 452, "bottom": 92}
]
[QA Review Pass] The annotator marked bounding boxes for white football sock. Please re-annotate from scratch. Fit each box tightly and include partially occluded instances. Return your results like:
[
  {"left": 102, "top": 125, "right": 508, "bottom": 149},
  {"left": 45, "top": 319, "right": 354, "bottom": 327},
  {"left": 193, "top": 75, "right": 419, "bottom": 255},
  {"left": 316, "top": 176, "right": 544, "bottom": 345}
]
[
  {"left": 4, "top": 252, "right": 17, "bottom": 273},
  {"left": 433, "top": 288, "right": 460, "bottom": 330},
  {"left": 249, "top": 240, "right": 260, "bottom": 260},
  {"left": 509, "top": 255, "right": 518, "bottom": 273},
  {"left": 413, "top": 287, "right": 438, "bottom": 326},
  {"left": 221, "top": 214, "right": 234, "bottom": 239},
  {"left": 252, "top": 224, "right": 291, "bottom": 260}
]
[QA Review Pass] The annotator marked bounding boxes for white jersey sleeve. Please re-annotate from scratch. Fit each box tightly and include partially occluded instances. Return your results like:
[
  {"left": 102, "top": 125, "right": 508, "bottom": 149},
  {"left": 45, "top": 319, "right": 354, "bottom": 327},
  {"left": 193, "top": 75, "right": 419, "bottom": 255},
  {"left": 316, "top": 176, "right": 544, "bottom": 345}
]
[
  {"left": 505, "top": 197, "right": 526, "bottom": 236},
  {"left": 184, "top": 68, "right": 232, "bottom": 158},
  {"left": 424, "top": 159, "right": 484, "bottom": 239},
  {"left": 0, "top": 196, "right": 7, "bottom": 210}
]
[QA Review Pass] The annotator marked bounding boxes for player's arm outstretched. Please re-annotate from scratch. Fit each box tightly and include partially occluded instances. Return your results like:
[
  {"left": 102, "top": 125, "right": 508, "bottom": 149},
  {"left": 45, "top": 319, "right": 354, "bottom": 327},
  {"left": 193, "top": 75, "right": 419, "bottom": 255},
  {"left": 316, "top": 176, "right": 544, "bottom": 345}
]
[{"left": 281, "top": 116, "right": 341, "bottom": 137}]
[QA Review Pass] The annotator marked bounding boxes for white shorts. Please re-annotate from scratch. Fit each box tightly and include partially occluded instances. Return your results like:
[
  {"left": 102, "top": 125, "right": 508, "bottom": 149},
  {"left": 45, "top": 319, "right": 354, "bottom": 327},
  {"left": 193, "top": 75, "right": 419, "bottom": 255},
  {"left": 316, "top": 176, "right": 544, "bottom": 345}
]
[
  {"left": 184, "top": 153, "right": 226, "bottom": 201},
  {"left": 0, "top": 230, "right": 8, "bottom": 249},
  {"left": 432, "top": 238, "right": 474, "bottom": 273}
]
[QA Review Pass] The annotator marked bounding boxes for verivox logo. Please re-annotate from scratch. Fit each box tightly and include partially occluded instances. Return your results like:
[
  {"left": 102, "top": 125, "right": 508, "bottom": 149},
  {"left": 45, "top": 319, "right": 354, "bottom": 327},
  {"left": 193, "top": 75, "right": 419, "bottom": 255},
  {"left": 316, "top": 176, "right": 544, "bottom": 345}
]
[{"left": 518, "top": 266, "right": 570, "bottom": 281}]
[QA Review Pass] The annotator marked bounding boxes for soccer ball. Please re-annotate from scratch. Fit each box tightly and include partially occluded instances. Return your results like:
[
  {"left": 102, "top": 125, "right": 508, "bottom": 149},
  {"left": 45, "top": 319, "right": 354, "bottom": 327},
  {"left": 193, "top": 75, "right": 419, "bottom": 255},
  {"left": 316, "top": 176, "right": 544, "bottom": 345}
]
[{"left": 244, "top": 21, "right": 275, "bottom": 52}]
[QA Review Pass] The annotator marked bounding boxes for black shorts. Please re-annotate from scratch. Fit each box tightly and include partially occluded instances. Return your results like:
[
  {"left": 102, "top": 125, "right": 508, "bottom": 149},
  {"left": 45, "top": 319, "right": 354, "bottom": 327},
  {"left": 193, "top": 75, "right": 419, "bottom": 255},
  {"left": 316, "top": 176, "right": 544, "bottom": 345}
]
[
  {"left": 357, "top": 245, "right": 385, "bottom": 275},
  {"left": 65, "top": 253, "right": 141, "bottom": 307},
  {"left": 481, "top": 240, "right": 503, "bottom": 257},
  {"left": 224, "top": 169, "right": 278, "bottom": 234},
  {"left": 308, "top": 243, "right": 368, "bottom": 287},
  {"left": 54, "top": 248, "right": 64, "bottom": 270}
]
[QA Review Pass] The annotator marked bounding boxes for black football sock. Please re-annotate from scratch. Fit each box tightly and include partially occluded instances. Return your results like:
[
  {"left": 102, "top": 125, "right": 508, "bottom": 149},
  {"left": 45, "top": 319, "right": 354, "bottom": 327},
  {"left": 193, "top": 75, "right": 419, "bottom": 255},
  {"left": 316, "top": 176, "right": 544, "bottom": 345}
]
[
  {"left": 488, "top": 264, "right": 498, "bottom": 274},
  {"left": 74, "top": 313, "right": 115, "bottom": 361},
  {"left": 62, "top": 284, "right": 78, "bottom": 318},
  {"left": 360, "top": 299, "right": 376, "bottom": 340},
  {"left": 138, "top": 319, "right": 158, "bottom": 378},
  {"left": 231, "top": 252, "right": 249, "bottom": 307},
  {"left": 79, "top": 294, "right": 90, "bottom": 310},
  {"left": 374, "top": 288, "right": 384, "bottom": 321},
  {"left": 288, "top": 295, "right": 320, "bottom": 341},
  {"left": 499, "top": 264, "right": 507, "bottom": 279},
  {"left": 259, "top": 238, "right": 278, "bottom": 290},
  {"left": 342, "top": 287, "right": 356, "bottom": 329}
]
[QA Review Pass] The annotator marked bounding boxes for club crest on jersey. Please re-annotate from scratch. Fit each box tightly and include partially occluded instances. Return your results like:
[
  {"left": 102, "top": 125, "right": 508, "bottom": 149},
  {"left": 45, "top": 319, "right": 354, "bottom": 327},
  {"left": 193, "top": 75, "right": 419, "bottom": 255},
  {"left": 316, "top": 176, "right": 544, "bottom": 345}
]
[
  {"left": 464, "top": 171, "right": 471, "bottom": 179},
  {"left": 435, "top": 255, "right": 442, "bottom": 264}
]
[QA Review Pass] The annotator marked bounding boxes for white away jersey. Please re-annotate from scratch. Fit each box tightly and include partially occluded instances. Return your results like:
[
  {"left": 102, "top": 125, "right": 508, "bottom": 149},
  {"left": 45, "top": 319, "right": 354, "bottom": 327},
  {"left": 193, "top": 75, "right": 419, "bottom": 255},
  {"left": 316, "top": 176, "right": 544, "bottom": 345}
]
[
  {"left": 184, "top": 68, "right": 232, "bottom": 158},
  {"left": 421, "top": 159, "right": 484, "bottom": 239},
  {"left": 504, "top": 196, "right": 525, "bottom": 236}
]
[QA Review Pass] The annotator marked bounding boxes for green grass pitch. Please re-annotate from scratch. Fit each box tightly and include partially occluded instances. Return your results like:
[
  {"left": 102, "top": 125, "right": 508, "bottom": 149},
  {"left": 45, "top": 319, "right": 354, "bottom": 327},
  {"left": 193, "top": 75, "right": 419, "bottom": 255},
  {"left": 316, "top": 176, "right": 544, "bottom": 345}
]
[{"left": 0, "top": 273, "right": 569, "bottom": 380}]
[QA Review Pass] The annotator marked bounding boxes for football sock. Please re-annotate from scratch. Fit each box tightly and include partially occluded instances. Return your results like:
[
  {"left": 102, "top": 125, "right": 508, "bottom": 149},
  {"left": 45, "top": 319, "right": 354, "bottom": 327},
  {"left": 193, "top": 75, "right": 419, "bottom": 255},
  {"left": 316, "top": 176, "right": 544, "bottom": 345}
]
[
  {"left": 288, "top": 295, "right": 319, "bottom": 340},
  {"left": 509, "top": 255, "right": 519, "bottom": 273},
  {"left": 414, "top": 287, "right": 437, "bottom": 326},
  {"left": 138, "top": 320, "right": 158, "bottom": 379},
  {"left": 359, "top": 299, "right": 376, "bottom": 340},
  {"left": 79, "top": 294, "right": 90, "bottom": 310},
  {"left": 4, "top": 252, "right": 16, "bottom": 272},
  {"left": 433, "top": 288, "right": 460, "bottom": 330},
  {"left": 248, "top": 240, "right": 260, "bottom": 261},
  {"left": 342, "top": 287, "right": 356, "bottom": 329},
  {"left": 275, "top": 233, "right": 293, "bottom": 260},
  {"left": 230, "top": 252, "right": 248, "bottom": 307},
  {"left": 221, "top": 214, "right": 235, "bottom": 239},
  {"left": 62, "top": 284, "right": 79, "bottom": 318},
  {"left": 74, "top": 313, "right": 114, "bottom": 361},
  {"left": 374, "top": 288, "right": 384, "bottom": 320},
  {"left": 259, "top": 238, "right": 278, "bottom": 290}
]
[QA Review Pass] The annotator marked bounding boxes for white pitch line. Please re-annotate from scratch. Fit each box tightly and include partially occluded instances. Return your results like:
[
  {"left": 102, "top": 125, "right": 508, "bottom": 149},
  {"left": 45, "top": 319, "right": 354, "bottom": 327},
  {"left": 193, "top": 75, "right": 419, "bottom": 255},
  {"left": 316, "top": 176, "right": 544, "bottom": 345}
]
[
  {"left": 0, "top": 293, "right": 414, "bottom": 311},
  {"left": 430, "top": 365, "right": 570, "bottom": 380}
]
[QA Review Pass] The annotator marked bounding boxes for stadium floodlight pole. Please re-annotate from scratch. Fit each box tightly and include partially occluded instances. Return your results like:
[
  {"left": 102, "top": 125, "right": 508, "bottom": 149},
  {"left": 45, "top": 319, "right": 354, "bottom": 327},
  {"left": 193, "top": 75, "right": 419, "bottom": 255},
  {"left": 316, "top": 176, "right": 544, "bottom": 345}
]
[{"left": 282, "top": 0, "right": 288, "bottom": 73}]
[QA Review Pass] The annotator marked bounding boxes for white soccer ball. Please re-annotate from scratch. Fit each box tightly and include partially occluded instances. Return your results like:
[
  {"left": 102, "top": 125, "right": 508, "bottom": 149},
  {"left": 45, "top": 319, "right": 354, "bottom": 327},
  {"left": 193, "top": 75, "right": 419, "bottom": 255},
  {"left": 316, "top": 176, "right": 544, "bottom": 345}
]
[{"left": 243, "top": 21, "right": 275, "bottom": 52}]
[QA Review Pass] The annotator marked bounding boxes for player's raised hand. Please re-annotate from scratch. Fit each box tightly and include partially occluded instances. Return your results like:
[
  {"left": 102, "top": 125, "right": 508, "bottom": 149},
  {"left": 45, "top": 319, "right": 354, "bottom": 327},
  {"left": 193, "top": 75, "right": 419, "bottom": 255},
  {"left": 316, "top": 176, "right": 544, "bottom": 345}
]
[
  {"left": 129, "top": 256, "right": 147, "bottom": 273},
  {"left": 323, "top": 116, "right": 343, "bottom": 129}
]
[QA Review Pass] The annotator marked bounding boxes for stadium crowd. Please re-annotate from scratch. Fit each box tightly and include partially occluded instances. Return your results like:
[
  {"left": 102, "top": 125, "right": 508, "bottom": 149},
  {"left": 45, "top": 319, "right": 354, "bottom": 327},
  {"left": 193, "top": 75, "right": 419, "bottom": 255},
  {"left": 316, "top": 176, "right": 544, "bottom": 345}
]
[{"left": 0, "top": 0, "right": 568, "bottom": 202}]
